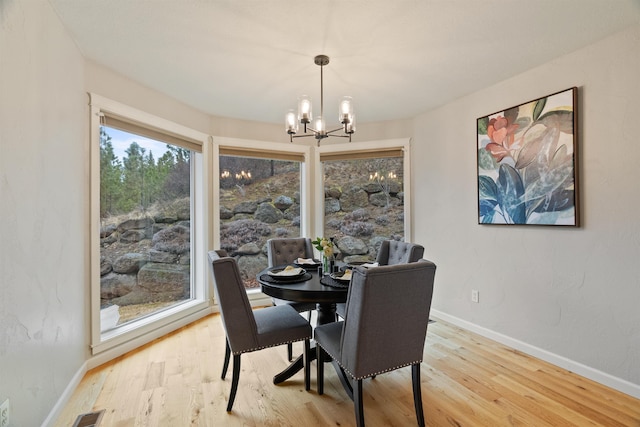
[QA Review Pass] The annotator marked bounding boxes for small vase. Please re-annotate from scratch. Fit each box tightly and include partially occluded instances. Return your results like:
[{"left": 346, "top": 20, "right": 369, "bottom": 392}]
[{"left": 322, "top": 254, "right": 331, "bottom": 275}]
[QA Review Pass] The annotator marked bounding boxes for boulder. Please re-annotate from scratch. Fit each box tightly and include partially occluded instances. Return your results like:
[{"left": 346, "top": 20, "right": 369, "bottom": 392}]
[
  {"left": 274, "top": 195, "right": 294, "bottom": 211},
  {"left": 220, "top": 206, "right": 234, "bottom": 219},
  {"left": 325, "top": 186, "right": 342, "bottom": 199},
  {"left": 236, "top": 242, "right": 261, "bottom": 255},
  {"left": 233, "top": 201, "right": 258, "bottom": 214},
  {"left": 370, "top": 192, "right": 400, "bottom": 207},
  {"left": 340, "top": 186, "right": 368, "bottom": 212},
  {"left": 255, "top": 202, "right": 283, "bottom": 223},
  {"left": 152, "top": 224, "right": 190, "bottom": 254},
  {"left": 325, "top": 198, "right": 341, "bottom": 213},
  {"left": 136, "top": 263, "right": 191, "bottom": 302},
  {"left": 149, "top": 249, "right": 179, "bottom": 264},
  {"left": 120, "top": 229, "right": 147, "bottom": 243},
  {"left": 335, "top": 235, "right": 368, "bottom": 256},
  {"left": 100, "top": 272, "right": 136, "bottom": 300},
  {"left": 118, "top": 217, "right": 154, "bottom": 232},
  {"left": 100, "top": 257, "right": 113, "bottom": 276},
  {"left": 113, "top": 253, "right": 149, "bottom": 274},
  {"left": 100, "top": 223, "right": 117, "bottom": 238},
  {"left": 236, "top": 253, "right": 268, "bottom": 282}
]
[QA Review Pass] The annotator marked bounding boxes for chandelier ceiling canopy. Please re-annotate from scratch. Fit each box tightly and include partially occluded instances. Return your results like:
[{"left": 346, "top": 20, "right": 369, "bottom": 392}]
[{"left": 286, "top": 55, "right": 355, "bottom": 145}]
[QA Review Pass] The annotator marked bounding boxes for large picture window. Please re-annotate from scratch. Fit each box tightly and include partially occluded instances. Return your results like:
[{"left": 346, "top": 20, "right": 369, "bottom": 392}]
[
  {"left": 215, "top": 143, "right": 308, "bottom": 291},
  {"left": 90, "top": 94, "right": 211, "bottom": 355},
  {"left": 99, "top": 126, "right": 193, "bottom": 329},
  {"left": 323, "top": 157, "right": 404, "bottom": 262},
  {"left": 316, "top": 141, "right": 411, "bottom": 263}
]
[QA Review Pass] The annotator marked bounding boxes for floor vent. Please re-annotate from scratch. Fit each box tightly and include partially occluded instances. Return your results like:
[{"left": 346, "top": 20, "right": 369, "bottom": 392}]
[{"left": 72, "top": 409, "right": 105, "bottom": 427}]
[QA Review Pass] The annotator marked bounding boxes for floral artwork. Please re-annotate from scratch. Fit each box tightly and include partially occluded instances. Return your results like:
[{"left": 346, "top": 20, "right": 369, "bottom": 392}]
[{"left": 477, "top": 88, "right": 579, "bottom": 226}]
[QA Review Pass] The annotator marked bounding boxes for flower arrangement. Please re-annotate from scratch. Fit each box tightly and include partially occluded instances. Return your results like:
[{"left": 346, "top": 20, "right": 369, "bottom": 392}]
[
  {"left": 312, "top": 237, "right": 334, "bottom": 274},
  {"left": 312, "top": 237, "right": 334, "bottom": 257}
]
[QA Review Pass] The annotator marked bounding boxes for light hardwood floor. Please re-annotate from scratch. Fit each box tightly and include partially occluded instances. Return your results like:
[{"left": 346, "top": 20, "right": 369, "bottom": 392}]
[{"left": 54, "top": 314, "right": 640, "bottom": 426}]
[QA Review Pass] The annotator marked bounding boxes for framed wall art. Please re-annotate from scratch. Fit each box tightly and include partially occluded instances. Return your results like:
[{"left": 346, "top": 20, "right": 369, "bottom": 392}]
[{"left": 476, "top": 87, "right": 579, "bottom": 226}]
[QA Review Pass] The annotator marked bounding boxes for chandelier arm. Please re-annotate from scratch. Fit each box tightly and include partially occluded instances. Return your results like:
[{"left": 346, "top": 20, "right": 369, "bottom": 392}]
[
  {"left": 326, "top": 126, "right": 348, "bottom": 135},
  {"left": 290, "top": 133, "right": 315, "bottom": 142}
]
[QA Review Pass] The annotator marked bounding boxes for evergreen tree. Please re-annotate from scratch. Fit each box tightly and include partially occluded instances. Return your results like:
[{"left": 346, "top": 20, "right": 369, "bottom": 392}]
[
  {"left": 99, "top": 129, "right": 123, "bottom": 217},
  {"left": 121, "top": 142, "right": 146, "bottom": 211}
]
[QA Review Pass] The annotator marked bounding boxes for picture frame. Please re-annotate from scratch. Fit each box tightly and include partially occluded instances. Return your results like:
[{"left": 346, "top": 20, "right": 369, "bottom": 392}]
[{"left": 477, "top": 87, "right": 579, "bottom": 226}]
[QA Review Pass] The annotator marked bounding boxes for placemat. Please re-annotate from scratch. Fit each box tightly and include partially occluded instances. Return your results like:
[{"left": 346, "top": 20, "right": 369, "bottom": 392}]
[
  {"left": 259, "top": 272, "right": 312, "bottom": 284},
  {"left": 320, "top": 275, "right": 350, "bottom": 289}
]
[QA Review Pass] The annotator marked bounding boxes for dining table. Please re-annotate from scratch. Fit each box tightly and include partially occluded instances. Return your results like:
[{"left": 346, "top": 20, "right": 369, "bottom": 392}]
[{"left": 257, "top": 263, "right": 350, "bottom": 384}]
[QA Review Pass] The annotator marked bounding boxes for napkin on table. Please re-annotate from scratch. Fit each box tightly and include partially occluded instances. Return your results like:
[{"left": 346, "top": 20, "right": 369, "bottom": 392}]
[
  {"left": 361, "top": 262, "right": 379, "bottom": 268},
  {"left": 270, "top": 266, "right": 304, "bottom": 276}
]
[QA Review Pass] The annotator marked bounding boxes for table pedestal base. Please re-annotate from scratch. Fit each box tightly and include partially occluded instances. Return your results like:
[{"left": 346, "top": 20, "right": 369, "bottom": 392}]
[{"left": 272, "top": 302, "right": 337, "bottom": 385}]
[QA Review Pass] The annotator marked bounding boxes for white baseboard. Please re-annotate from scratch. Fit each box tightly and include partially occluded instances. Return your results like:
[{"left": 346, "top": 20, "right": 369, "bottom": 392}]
[
  {"left": 430, "top": 310, "right": 640, "bottom": 400},
  {"left": 40, "top": 362, "right": 88, "bottom": 427}
]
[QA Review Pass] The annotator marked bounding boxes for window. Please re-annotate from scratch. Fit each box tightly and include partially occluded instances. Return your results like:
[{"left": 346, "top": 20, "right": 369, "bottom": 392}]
[
  {"left": 90, "top": 94, "right": 211, "bottom": 355},
  {"left": 212, "top": 138, "right": 311, "bottom": 297},
  {"left": 316, "top": 140, "right": 411, "bottom": 263},
  {"left": 99, "top": 126, "right": 193, "bottom": 327}
]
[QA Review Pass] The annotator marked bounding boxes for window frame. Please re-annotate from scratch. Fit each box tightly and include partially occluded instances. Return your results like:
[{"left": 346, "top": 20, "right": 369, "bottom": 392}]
[{"left": 89, "top": 93, "right": 213, "bottom": 357}]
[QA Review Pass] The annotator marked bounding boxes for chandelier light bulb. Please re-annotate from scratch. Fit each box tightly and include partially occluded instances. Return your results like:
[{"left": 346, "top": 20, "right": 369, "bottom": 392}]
[
  {"left": 339, "top": 96, "right": 353, "bottom": 124},
  {"left": 298, "top": 96, "right": 312, "bottom": 124},
  {"left": 286, "top": 110, "right": 298, "bottom": 134}
]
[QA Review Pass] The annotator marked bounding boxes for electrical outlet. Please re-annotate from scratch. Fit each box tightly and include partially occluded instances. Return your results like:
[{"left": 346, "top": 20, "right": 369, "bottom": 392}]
[
  {"left": 0, "top": 398, "right": 9, "bottom": 427},
  {"left": 471, "top": 289, "right": 479, "bottom": 303}
]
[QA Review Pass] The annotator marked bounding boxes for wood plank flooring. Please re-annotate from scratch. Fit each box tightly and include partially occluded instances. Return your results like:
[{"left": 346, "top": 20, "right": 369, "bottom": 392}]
[{"left": 54, "top": 314, "right": 640, "bottom": 426}]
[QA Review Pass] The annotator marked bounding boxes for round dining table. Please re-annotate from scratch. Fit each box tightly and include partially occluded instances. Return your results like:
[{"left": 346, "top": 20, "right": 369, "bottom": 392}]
[
  {"left": 257, "top": 265, "right": 349, "bottom": 384},
  {"left": 257, "top": 265, "right": 349, "bottom": 325}
]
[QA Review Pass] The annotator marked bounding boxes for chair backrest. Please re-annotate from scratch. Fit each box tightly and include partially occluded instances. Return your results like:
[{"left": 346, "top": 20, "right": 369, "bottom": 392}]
[
  {"left": 339, "top": 260, "right": 436, "bottom": 379},
  {"left": 375, "top": 240, "right": 425, "bottom": 265},
  {"left": 267, "top": 237, "right": 314, "bottom": 267},
  {"left": 208, "top": 250, "right": 259, "bottom": 353}
]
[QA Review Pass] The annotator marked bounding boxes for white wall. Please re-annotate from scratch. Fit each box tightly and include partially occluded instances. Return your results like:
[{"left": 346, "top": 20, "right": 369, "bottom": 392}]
[
  {"left": 412, "top": 24, "right": 640, "bottom": 396},
  {"left": 0, "top": 0, "right": 88, "bottom": 426}
]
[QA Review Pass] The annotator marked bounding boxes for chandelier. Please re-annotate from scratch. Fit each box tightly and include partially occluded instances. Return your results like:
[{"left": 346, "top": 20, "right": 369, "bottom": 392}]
[{"left": 285, "top": 54, "right": 355, "bottom": 145}]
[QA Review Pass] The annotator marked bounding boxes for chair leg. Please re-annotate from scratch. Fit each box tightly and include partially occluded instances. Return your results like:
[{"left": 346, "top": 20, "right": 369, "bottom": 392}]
[
  {"left": 412, "top": 364, "right": 425, "bottom": 427},
  {"left": 221, "top": 339, "right": 231, "bottom": 379},
  {"left": 354, "top": 379, "right": 364, "bottom": 427},
  {"left": 317, "top": 345, "right": 325, "bottom": 395},
  {"left": 227, "top": 354, "right": 241, "bottom": 412},
  {"left": 287, "top": 342, "right": 293, "bottom": 361},
  {"left": 303, "top": 338, "right": 311, "bottom": 391}
]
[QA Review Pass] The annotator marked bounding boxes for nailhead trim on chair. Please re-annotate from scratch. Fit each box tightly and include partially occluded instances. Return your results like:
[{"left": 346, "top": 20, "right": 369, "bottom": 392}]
[
  {"left": 318, "top": 344, "right": 422, "bottom": 380},
  {"left": 232, "top": 336, "right": 311, "bottom": 356}
]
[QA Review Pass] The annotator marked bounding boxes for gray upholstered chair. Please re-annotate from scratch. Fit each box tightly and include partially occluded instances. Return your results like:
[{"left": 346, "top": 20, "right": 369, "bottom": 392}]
[
  {"left": 267, "top": 238, "right": 317, "bottom": 360},
  {"left": 208, "top": 250, "right": 312, "bottom": 412},
  {"left": 315, "top": 260, "right": 436, "bottom": 427},
  {"left": 376, "top": 239, "right": 425, "bottom": 265},
  {"left": 336, "top": 240, "right": 425, "bottom": 318}
]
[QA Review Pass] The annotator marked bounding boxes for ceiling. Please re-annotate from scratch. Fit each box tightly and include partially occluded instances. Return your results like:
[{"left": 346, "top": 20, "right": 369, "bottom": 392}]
[{"left": 49, "top": 0, "right": 640, "bottom": 126}]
